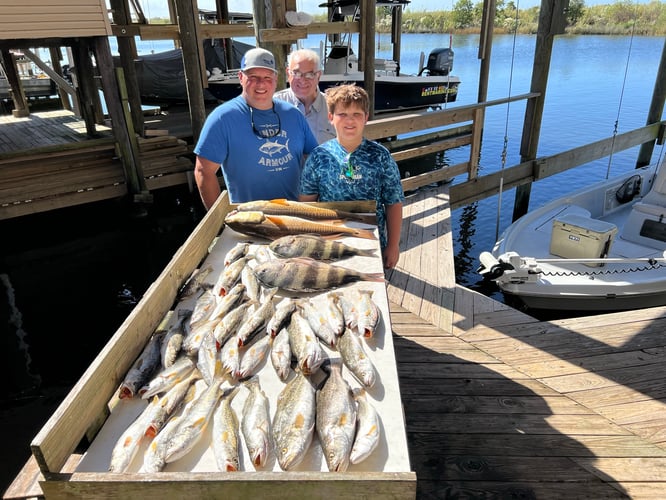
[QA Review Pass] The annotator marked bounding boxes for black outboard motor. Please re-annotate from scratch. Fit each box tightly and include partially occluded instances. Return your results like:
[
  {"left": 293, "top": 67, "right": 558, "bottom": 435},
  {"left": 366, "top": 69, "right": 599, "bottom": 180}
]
[{"left": 423, "top": 48, "right": 454, "bottom": 76}]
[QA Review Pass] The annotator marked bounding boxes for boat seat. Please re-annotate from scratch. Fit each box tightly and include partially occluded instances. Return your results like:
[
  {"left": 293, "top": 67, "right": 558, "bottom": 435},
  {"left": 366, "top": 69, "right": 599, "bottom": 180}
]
[
  {"left": 620, "top": 202, "right": 666, "bottom": 251},
  {"left": 619, "top": 158, "right": 666, "bottom": 250}
]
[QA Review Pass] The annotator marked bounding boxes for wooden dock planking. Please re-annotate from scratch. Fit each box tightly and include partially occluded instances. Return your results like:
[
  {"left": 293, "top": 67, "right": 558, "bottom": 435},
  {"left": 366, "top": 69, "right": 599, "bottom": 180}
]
[
  {"left": 390, "top": 304, "right": 666, "bottom": 497},
  {"left": 387, "top": 181, "right": 666, "bottom": 496},
  {"left": 0, "top": 110, "right": 195, "bottom": 219}
]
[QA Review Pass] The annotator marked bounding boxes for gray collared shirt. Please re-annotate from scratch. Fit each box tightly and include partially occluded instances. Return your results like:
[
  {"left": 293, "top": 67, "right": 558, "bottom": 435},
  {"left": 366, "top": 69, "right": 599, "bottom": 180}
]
[{"left": 274, "top": 88, "right": 335, "bottom": 144}]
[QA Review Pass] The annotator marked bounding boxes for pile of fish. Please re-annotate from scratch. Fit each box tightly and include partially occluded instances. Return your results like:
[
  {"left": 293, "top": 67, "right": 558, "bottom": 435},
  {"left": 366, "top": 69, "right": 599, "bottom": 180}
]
[{"left": 108, "top": 209, "right": 387, "bottom": 474}]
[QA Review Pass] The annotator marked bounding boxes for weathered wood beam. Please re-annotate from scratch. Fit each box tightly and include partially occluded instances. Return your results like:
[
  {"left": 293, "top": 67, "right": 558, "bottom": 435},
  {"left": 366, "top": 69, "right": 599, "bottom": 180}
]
[
  {"left": 111, "top": 21, "right": 359, "bottom": 42},
  {"left": 450, "top": 120, "right": 666, "bottom": 210}
]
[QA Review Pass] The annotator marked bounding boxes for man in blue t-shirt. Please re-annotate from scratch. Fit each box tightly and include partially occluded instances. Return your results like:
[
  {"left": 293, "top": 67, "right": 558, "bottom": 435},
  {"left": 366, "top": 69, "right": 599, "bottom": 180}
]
[{"left": 194, "top": 48, "right": 318, "bottom": 208}]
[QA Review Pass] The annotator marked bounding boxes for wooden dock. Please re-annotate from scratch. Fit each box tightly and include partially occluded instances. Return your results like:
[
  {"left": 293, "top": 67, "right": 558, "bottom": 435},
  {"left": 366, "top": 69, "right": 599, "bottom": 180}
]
[
  {"left": 386, "top": 183, "right": 666, "bottom": 498},
  {"left": 0, "top": 109, "right": 195, "bottom": 220},
  {"left": 4, "top": 117, "right": 666, "bottom": 499}
]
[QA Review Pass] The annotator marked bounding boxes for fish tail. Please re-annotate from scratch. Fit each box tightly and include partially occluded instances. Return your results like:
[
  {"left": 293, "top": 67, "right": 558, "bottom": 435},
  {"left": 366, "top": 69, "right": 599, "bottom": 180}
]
[
  {"left": 356, "top": 247, "right": 379, "bottom": 257},
  {"left": 362, "top": 272, "right": 385, "bottom": 283}
]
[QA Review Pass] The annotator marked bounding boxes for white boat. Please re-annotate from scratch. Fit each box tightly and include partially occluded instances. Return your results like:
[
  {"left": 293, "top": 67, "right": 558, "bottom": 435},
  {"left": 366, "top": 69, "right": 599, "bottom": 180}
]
[
  {"left": 207, "top": 0, "right": 461, "bottom": 113},
  {"left": 478, "top": 156, "right": 666, "bottom": 312}
]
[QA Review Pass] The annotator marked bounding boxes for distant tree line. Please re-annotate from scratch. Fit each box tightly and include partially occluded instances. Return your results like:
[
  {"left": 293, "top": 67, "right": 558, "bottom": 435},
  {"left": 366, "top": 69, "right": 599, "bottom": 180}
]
[
  {"left": 389, "top": 0, "right": 665, "bottom": 35},
  {"left": 148, "top": 1, "right": 665, "bottom": 36}
]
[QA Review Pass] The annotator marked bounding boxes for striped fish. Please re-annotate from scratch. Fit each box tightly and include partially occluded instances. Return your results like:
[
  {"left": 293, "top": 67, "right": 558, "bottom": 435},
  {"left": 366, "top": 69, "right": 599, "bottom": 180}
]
[
  {"left": 269, "top": 234, "right": 377, "bottom": 261},
  {"left": 251, "top": 257, "right": 384, "bottom": 293}
]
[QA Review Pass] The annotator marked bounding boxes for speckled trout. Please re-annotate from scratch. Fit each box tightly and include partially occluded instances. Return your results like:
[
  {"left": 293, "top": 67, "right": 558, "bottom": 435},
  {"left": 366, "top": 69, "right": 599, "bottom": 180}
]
[
  {"left": 272, "top": 370, "right": 317, "bottom": 471},
  {"left": 316, "top": 359, "right": 357, "bottom": 472}
]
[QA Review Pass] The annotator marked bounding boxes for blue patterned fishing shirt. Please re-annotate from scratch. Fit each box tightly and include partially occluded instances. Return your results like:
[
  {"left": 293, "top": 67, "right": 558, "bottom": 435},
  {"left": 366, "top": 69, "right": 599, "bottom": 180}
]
[{"left": 299, "top": 138, "right": 405, "bottom": 248}]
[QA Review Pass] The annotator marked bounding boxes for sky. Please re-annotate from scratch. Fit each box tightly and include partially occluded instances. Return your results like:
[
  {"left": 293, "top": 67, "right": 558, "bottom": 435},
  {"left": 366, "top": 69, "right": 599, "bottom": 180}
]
[{"left": 139, "top": 0, "right": 650, "bottom": 19}]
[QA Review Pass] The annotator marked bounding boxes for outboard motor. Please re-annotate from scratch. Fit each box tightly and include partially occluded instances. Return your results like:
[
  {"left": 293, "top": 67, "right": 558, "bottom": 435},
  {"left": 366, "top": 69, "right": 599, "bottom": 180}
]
[{"left": 423, "top": 48, "right": 454, "bottom": 76}]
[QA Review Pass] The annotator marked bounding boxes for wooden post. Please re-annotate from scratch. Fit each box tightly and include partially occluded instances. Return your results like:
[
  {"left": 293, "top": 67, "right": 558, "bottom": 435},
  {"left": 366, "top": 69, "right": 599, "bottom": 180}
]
[
  {"left": 360, "top": 0, "right": 375, "bottom": 118},
  {"left": 109, "top": 0, "right": 145, "bottom": 136},
  {"left": 252, "top": 0, "right": 288, "bottom": 89},
  {"left": 48, "top": 47, "right": 72, "bottom": 111},
  {"left": 215, "top": 0, "right": 235, "bottom": 71},
  {"left": 390, "top": 4, "right": 402, "bottom": 70},
  {"left": 93, "top": 36, "right": 148, "bottom": 198},
  {"left": 477, "top": 0, "right": 496, "bottom": 103},
  {"left": 71, "top": 42, "right": 98, "bottom": 135},
  {"left": 174, "top": 0, "right": 208, "bottom": 143},
  {"left": 513, "top": 0, "right": 569, "bottom": 221},
  {"left": 0, "top": 49, "right": 30, "bottom": 117},
  {"left": 636, "top": 37, "right": 666, "bottom": 168}
]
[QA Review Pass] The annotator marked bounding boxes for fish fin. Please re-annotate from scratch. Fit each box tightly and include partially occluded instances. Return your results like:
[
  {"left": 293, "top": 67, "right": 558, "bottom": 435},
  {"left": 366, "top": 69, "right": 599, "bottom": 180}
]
[
  {"left": 269, "top": 198, "right": 290, "bottom": 205},
  {"left": 352, "top": 228, "right": 378, "bottom": 240},
  {"left": 362, "top": 272, "right": 386, "bottom": 283},
  {"left": 320, "top": 233, "right": 350, "bottom": 240},
  {"left": 345, "top": 212, "right": 377, "bottom": 225},
  {"left": 290, "top": 257, "right": 319, "bottom": 265},
  {"left": 264, "top": 215, "right": 288, "bottom": 227}
]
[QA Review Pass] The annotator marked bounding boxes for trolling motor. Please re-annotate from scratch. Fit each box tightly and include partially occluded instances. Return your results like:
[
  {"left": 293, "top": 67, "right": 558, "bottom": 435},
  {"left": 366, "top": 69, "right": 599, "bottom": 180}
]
[{"left": 478, "top": 252, "right": 543, "bottom": 284}]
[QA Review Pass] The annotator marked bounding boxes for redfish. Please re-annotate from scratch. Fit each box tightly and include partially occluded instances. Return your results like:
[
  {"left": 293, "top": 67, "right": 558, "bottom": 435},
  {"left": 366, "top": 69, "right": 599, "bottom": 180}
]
[
  {"left": 224, "top": 210, "right": 376, "bottom": 241},
  {"left": 236, "top": 198, "right": 376, "bottom": 224}
]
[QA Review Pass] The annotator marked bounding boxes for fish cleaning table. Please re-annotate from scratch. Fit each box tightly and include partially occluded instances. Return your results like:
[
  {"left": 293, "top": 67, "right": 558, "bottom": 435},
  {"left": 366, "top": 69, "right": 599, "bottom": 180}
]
[{"left": 30, "top": 194, "right": 416, "bottom": 499}]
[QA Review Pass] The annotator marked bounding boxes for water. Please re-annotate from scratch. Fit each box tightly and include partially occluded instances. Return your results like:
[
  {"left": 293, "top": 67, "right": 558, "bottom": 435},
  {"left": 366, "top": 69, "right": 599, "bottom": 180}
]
[{"left": 1, "top": 33, "right": 664, "bottom": 492}]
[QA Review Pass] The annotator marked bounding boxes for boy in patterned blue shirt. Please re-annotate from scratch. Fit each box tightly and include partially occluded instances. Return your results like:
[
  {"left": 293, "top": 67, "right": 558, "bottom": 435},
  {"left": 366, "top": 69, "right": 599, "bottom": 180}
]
[{"left": 299, "top": 85, "right": 404, "bottom": 269}]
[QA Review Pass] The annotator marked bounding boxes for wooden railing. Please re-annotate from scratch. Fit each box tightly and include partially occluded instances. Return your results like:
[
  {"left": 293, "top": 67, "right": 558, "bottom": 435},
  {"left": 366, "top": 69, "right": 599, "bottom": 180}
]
[{"left": 363, "top": 99, "right": 666, "bottom": 211}]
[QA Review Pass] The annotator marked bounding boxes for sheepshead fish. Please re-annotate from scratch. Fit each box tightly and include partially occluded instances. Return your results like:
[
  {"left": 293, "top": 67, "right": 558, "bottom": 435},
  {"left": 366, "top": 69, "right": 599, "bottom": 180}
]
[
  {"left": 224, "top": 210, "right": 376, "bottom": 241},
  {"left": 272, "top": 370, "right": 317, "bottom": 471},
  {"left": 270, "top": 234, "right": 377, "bottom": 261},
  {"left": 252, "top": 257, "right": 384, "bottom": 293},
  {"left": 235, "top": 198, "right": 376, "bottom": 224},
  {"left": 316, "top": 359, "right": 357, "bottom": 472}
]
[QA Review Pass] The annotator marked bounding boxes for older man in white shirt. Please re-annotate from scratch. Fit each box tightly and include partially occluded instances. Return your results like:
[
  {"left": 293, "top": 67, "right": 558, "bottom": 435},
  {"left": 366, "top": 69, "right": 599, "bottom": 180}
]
[{"left": 275, "top": 49, "right": 335, "bottom": 144}]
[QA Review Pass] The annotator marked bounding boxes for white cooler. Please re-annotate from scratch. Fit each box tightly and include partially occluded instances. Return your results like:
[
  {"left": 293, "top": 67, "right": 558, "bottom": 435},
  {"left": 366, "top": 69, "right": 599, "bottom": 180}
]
[{"left": 550, "top": 213, "right": 618, "bottom": 266}]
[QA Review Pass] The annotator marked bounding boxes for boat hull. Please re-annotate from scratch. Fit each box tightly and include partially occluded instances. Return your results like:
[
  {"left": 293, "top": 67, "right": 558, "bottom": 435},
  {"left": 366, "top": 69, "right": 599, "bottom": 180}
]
[
  {"left": 207, "top": 73, "right": 460, "bottom": 113},
  {"left": 0, "top": 77, "right": 55, "bottom": 99}
]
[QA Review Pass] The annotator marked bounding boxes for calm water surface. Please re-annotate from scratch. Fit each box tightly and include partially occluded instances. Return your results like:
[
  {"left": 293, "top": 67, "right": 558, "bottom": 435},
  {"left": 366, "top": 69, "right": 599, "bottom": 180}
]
[{"left": 1, "top": 33, "right": 664, "bottom": 491}]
